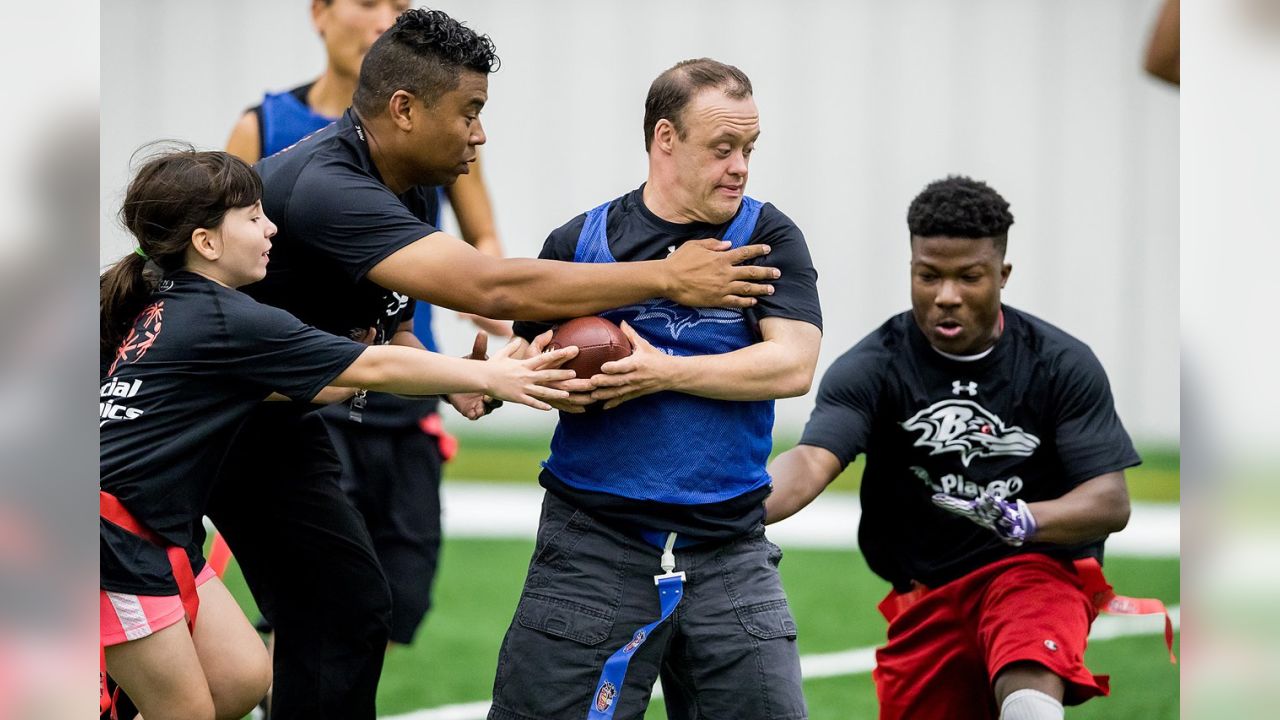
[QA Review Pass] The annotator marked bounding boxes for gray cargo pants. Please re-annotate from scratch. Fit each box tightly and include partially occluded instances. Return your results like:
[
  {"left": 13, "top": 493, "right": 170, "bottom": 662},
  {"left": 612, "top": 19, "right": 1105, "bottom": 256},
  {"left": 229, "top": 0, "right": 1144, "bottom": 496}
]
[{"left": 488, "top": 491, "right": 807, "bottom": 720}]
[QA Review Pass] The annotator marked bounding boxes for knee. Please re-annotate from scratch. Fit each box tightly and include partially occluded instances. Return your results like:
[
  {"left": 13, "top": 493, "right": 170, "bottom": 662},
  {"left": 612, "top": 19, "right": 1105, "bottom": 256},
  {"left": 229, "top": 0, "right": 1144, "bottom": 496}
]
[{"left": 209, "top": 645, "right": 272, "bottom": 720}]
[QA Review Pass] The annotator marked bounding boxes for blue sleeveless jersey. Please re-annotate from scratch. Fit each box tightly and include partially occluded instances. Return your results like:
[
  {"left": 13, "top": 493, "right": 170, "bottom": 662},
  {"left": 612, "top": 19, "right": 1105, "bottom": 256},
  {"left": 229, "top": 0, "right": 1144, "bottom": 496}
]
[
  {"left": 544, "top": 197, "right": 774, "bottom": 505},
  {"left": 259, "top": 89, "right": 335, "bottom": 158}
]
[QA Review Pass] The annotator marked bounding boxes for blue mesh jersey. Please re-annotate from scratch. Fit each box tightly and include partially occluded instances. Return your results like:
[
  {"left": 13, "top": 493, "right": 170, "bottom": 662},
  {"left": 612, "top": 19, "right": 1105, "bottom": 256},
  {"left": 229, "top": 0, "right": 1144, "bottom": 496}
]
[
  {"left": 547, "top": 197, "right": 773, "bottom": 504},
  {"left": 258, "top": 83, "right": 335, "bottom": 158},
  {"left": 515, "top": 186, "right": 821, "bottom": 538}
]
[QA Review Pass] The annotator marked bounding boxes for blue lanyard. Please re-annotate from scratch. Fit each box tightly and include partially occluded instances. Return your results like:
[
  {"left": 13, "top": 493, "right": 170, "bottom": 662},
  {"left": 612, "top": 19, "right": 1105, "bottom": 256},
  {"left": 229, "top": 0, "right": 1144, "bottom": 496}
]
[{"left": 586, "top": 533, "right": 685, "bottom": 720}]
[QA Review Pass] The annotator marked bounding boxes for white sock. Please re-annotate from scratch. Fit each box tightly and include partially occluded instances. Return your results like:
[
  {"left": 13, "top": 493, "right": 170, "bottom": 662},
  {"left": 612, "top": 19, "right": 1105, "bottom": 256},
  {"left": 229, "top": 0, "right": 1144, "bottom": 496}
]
[{"left": 999, "top": 688, "right": 1064, "bottom": 720}]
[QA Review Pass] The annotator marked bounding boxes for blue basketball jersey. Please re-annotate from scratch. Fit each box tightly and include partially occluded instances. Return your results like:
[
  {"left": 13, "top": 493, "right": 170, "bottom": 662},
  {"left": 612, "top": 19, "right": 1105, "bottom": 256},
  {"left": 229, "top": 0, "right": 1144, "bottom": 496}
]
[
  {"left": 544, "top": 197, "right": 774, "bottom": 504},
  {"left": 259, "top": 88, "right": 334, "bottom": 158}
]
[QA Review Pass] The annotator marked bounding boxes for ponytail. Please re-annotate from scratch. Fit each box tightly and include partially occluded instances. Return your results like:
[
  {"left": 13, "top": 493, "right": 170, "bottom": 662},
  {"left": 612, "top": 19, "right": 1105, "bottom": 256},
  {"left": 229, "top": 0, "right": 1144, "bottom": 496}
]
[
  {"left": 99, "top": 252, "right": 155, "bottom": 362},
  {"left": 102, "top": 143, "right": 264, "bottom": 364}
]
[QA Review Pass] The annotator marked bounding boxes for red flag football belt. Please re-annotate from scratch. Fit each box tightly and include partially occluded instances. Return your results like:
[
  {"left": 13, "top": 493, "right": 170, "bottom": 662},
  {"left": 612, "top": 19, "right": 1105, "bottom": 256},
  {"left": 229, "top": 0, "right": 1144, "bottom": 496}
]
[
  {"left": 879, "top": 557, "right": 1176, "bottom": 663},
  {"left": 98, "top": 491, "right": 200, "bottom": 717}
]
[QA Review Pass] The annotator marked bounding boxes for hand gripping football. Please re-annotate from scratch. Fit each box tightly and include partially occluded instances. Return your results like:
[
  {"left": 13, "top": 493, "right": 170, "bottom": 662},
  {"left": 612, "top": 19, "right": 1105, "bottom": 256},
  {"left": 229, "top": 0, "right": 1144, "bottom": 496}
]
[{"left": 548, "top": 316, "right": 634, "bottom": 379}]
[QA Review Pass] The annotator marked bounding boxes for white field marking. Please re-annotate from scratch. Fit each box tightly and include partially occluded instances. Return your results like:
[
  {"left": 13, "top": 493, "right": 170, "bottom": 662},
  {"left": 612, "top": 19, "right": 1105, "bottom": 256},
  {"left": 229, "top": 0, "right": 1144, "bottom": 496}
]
[
  {"left": 380, "top": 606, "right": 1179, "bottom": 720},
  {"left": 433, "top": 482, "right": 1179, "bottom": 557}
]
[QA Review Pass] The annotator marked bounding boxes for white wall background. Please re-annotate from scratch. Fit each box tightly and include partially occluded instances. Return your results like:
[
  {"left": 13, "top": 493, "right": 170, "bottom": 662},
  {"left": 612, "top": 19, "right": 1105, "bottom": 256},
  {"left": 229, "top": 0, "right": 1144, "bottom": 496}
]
[{"left": 101, "top": 0, "right": 1179, "bottom": 443}]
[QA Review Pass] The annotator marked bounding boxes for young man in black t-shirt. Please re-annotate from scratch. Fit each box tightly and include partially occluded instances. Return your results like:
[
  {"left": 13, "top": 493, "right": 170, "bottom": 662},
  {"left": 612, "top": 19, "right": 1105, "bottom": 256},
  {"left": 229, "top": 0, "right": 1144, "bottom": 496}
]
[
  {"left": 205, "top": 11, "right": 781, "bottom": 720},
  {"left": 766, "top": 176, "right": 1140, "bottom": 720}
]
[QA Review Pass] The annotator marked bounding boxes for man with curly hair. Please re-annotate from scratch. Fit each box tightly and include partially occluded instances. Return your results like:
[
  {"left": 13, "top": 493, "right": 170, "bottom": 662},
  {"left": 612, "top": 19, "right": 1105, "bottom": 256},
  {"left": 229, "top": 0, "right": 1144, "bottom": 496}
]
[
  {"left": 765, "top": 176, "right": 1140, "bottom": 719},
  {"left": 203, "top": 10, "right": 779, "bottom": 720}
]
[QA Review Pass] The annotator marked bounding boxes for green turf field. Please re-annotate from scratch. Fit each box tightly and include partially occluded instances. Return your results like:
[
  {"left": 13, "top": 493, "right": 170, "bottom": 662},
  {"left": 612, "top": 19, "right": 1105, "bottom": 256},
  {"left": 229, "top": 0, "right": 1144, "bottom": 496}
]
[
  {"left": 220, "top": 437, "right": 1180, "bottom": 718},
  {"left": 223, "top": 540, "right": 1179, "bottom": 719},
  {"left": 443, "top": 432, "right": 1182, "bottom": 503}
]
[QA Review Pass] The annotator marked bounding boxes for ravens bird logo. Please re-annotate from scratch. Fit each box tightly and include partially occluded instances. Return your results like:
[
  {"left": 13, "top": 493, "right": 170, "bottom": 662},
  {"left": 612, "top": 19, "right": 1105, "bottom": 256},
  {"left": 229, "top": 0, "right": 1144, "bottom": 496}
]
[{"left": 901, "top": 399, "right": 1040, "bottom": 467}]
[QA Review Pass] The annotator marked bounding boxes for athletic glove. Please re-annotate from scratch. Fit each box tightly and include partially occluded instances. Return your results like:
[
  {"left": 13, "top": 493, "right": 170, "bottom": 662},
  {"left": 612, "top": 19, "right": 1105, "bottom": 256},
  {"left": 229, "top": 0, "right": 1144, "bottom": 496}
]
[{"left": 931, "top": 491, "right": 1037, "bottom": 546}]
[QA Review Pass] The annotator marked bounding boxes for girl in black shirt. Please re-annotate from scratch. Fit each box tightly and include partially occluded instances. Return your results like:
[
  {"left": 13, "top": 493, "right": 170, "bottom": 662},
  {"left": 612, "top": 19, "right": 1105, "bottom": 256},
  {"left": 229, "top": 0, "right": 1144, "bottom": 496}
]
[{"left": 98, "top": 147, "right": 575, "bottom": 720}]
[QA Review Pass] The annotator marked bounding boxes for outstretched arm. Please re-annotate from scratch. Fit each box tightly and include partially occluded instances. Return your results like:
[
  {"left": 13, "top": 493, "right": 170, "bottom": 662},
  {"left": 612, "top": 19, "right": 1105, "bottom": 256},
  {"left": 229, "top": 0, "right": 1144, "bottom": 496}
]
[
  {"left": 329, "top": 335, "right": 576, "bottom": 411},
  {"left": 589, "top": 316, "right": 821, "bottom": 408},
  {"left": 933, "top": 472, "right": 1131, "bottom": 546},
  {"left": 764, "top": 444, "right": 846, "bottom": 524},
  {"left": 366, "top": 232, "right": 778, "bottom": 321}
]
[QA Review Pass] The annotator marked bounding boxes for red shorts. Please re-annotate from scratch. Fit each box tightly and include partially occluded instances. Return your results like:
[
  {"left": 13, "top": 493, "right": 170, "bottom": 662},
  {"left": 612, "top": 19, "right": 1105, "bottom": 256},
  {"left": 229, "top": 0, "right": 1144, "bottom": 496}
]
[
  {"left": 873, "top": 553, "right": 1109, "bottom": 720},
  {"left": 100, "top": 564, "right": 217, "bottom": 646}
]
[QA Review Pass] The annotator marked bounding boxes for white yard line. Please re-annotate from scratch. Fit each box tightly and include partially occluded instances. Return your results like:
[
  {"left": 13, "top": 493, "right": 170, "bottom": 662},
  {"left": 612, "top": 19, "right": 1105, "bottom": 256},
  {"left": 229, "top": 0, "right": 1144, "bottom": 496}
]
[
  {"left": 441, "top": 482, "right": 1180, "bottom": 557},
  {"left": 382, "top": 605, "right": 1180, "bottom": 720}
]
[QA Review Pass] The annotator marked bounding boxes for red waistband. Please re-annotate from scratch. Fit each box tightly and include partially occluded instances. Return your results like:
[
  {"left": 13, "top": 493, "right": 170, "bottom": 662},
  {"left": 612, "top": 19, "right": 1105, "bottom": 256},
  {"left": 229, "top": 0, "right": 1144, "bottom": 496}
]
[
  {"left": 99, "top": 491, "right": 201, "bottom": 717},
  {"left": 879, "top": 555, "right": 1176, "bottom": 664}
]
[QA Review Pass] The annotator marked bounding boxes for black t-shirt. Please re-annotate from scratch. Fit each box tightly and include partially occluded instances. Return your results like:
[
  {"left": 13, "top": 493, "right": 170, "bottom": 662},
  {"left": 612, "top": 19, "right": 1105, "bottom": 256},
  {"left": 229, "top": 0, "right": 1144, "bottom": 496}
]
[
  {"left": 799, "top": 307, "right": 1141, "bottom": 591},
  {"left": 515, "top": 186, "right": 823, "bottom": 542},
  {"left": 243, "top": 109, "right": 440, "bottom": 342},
  {"left": 244, "top": 108, "right": 443, "bottom": 426},
  {"left": 100, "top": 272, "right": 365, "bottom": 593}
]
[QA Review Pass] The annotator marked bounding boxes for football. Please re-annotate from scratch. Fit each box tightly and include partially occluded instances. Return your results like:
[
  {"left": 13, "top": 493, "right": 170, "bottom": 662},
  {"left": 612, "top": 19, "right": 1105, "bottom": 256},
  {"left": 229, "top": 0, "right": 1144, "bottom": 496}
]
[{"left": 549, "top": 316, "right": 634, "bottom": 379}]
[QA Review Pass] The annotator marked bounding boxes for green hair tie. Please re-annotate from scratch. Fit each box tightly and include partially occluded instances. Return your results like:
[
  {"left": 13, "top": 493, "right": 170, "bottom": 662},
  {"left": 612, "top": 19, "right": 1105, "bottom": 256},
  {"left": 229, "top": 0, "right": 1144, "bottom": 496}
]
[{"left": 134, "top": 247, "right": 149, "bottom": 260}]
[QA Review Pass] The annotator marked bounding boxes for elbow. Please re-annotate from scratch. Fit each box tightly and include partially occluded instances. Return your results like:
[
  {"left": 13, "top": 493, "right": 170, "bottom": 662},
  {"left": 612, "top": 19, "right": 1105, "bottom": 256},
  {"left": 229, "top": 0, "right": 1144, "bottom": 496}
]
[
  {"left": 481, "top": 289, "right": 522, "bottom": 321},
  {"left": 1107, "top": 502, "right": 1132, "bottom": 534},
  {"left": 779, "top": 364, "right": 816, "bottom": 398},
  {"left": 351, "top": 347, "right": 392, "bottom": 390},
  {"left": 778, "top": 346, "right": 820, "bottom": 398},
  {"left": 1096, "top": 482, "right": 1132, "bottom": 535},
  {"left": 467, "top": 267, "right": 522, "bottom": 319}
]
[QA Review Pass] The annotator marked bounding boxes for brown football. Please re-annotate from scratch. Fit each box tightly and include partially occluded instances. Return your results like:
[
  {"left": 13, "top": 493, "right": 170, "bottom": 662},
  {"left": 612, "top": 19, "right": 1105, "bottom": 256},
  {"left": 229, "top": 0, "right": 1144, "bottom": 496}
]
[{"left": 549, "top": 316, "right": 634, "bottom": 379}]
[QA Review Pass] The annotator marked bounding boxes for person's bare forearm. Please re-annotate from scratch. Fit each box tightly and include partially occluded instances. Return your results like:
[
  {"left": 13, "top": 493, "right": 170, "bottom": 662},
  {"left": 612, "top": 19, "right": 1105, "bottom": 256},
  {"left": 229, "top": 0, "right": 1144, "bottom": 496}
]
[
  {"left": 367, "top": 235, "right": 776, "bottom": 321},
  {"left": 765, "top": 446, "right": 843, "bottom": 524},
  {"left": 1026, "top": 472, "right": 1131, "bottom": 544},
  {"left": 474, "top": 257, "right": 675, "bottom": 320},
  {"left": 333, "top": 346, "right": 491, "bottom": 396},
  {"left": 671, "top": 340, "right": 815, "bottom": 400}
]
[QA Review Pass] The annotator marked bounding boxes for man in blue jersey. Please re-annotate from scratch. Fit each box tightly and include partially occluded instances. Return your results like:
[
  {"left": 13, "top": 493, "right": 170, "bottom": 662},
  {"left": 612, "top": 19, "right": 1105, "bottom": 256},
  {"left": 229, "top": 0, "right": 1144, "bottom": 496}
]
[{"left": 494, "top": 59, "right": 823, "bottom": 720}]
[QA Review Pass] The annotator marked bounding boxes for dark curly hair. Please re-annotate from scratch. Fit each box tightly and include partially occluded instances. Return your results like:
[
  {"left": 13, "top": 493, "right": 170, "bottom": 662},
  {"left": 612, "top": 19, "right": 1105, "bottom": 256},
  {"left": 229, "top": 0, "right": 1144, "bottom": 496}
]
[
  {"left": 907, "top": 176, "right": 1014, "bottom": 254},
  {"left": 353, "top": 8, "right": 500, "bottom": 116}
]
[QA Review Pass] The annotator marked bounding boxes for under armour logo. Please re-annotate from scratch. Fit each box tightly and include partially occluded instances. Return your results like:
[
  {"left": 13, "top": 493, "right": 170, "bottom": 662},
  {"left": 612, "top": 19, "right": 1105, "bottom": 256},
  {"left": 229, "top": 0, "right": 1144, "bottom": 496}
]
[{"left": 952, "top": 381, "right": 978, "bottom": 396}]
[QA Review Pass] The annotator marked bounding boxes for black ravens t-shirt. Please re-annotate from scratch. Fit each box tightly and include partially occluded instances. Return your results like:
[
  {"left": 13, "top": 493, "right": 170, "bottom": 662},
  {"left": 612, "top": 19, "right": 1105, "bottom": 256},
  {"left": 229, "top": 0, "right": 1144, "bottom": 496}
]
[
  {"left": 243, "top": 109, "right": 440, "bottom": 342},
  {"left": 99, "top": 272, "right": 366, "bottom": 594},
  {"left": 514, "top": 186, "right": 822, "bottom": 542},
  {"left": 799, "top": 306, "right": 1140, "bottom": 591}
]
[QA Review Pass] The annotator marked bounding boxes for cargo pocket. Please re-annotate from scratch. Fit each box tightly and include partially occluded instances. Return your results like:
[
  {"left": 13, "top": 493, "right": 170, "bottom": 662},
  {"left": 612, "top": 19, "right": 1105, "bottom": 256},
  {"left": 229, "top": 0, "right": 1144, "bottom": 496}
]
[
  {"left": 517, "top": 593, "right": 615, "bottom": 646},
  {"left": 735, "top": 597, "right": 798, "bottom": 640}
]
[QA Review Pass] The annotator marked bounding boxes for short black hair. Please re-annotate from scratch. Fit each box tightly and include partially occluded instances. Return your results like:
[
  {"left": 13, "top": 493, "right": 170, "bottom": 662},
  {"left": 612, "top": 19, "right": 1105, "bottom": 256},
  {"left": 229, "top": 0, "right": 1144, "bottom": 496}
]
[
  {"left": 907, "top": 175, "right": 1014, "bottom": 253},
  {"left": 353, "top": 8, "right": 499, "bottom": 116},
  {"left": 643, "top": 58, "right": 752, "bottom": 152}
]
